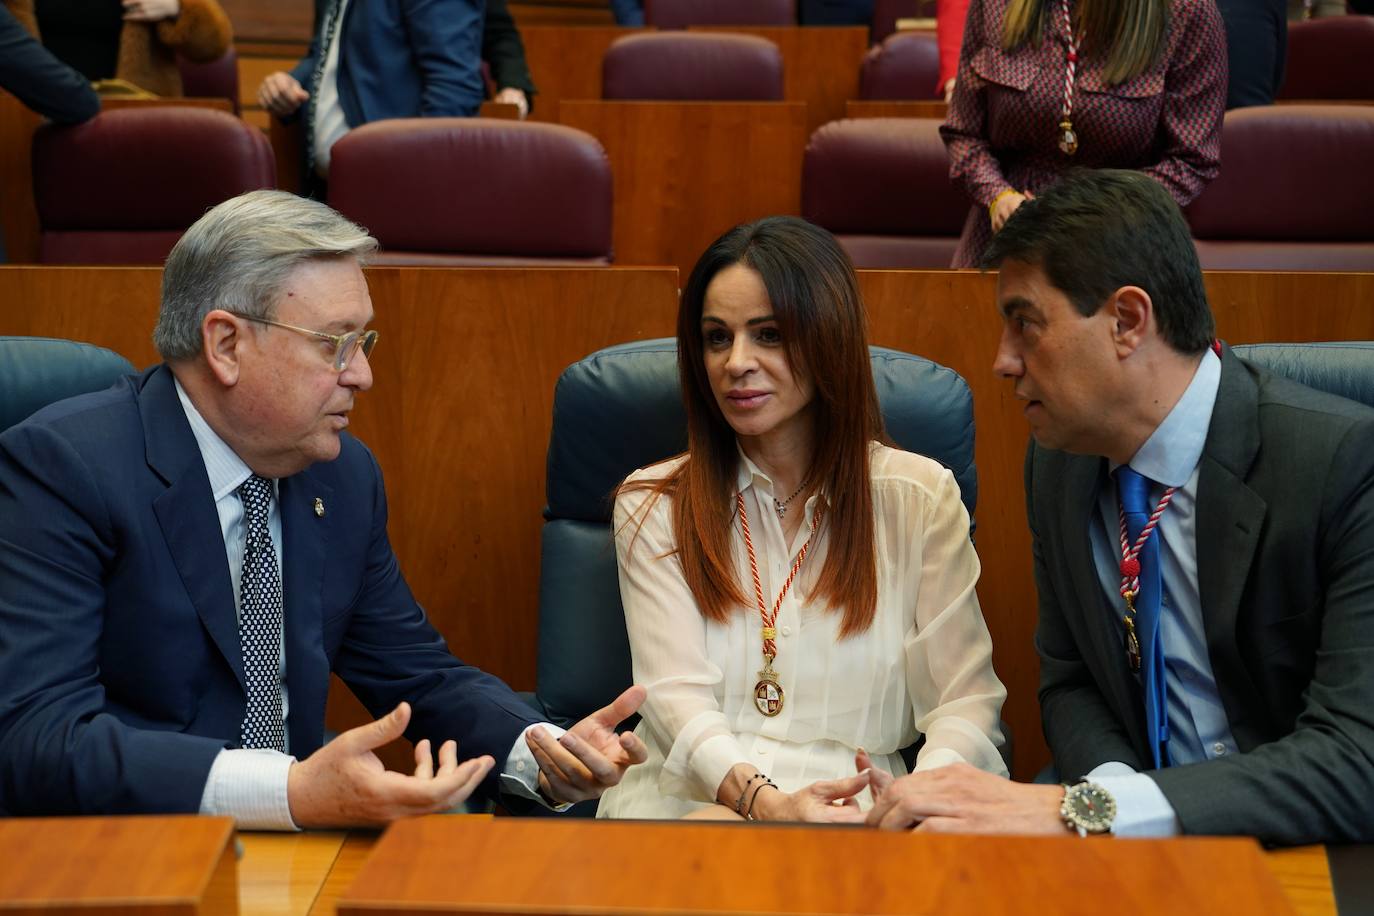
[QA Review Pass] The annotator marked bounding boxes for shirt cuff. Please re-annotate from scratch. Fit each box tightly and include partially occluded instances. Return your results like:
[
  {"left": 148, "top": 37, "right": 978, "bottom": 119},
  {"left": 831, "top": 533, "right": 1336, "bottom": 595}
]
[
  {"left": 499, "top": 723, "right": 572, "bottom": 811},
  {"left": 912, "top": 746, "right": 965, "bottom": 772},
  {"left": 1086, "top": 761, "right": 1182, "bottom": 837},
  {"left": 198, "top": 748, "right": 299, "bottom": 831}
]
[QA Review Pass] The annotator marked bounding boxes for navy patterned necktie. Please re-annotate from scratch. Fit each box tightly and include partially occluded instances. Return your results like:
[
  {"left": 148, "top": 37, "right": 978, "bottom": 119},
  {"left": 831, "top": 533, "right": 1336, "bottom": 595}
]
[
  {"left": 237, "top": 475, "right": 286, "bottom": 752},
  {"left": 1116, "top": 466, "right": 1171, "bottom": 768}
]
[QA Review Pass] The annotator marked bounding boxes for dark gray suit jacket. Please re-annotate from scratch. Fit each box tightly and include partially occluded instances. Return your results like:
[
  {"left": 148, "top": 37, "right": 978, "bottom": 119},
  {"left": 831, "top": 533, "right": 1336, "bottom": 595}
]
[{"left": 1031, "top": 346, "right": 1374, "bottom": 845}]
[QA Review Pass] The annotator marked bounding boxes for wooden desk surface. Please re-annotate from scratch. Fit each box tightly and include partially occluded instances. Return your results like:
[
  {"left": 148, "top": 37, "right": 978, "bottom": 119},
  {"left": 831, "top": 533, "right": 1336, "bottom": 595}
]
[
  {"left": 332, "top": 817, "right": 1306, "bottom": 916},
  {"left": 0, "top": 815, "right": 237, "bottom": 914}
]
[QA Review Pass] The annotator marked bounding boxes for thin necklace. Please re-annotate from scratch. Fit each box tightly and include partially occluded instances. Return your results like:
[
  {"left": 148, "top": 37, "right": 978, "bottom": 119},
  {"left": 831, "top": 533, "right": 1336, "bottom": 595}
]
[{"left": 773, "top": 473, "right": 810, "bottom": 519}]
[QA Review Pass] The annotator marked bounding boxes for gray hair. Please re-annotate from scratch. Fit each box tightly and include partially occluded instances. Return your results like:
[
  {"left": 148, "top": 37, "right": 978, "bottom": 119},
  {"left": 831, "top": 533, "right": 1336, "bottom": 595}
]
[{"left": 154, "top": 190, "right": 378, "bottom": 361}]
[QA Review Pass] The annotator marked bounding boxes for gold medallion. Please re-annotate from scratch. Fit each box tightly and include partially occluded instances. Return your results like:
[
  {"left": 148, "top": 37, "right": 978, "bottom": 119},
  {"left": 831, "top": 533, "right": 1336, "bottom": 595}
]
[{"left": 753, "top": 662, "right": 784, "bottom": 717}]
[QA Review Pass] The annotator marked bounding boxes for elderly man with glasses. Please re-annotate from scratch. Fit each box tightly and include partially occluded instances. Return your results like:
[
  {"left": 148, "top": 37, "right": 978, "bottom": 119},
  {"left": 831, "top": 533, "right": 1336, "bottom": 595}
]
[{"left": 0, "top": 190, "right": 647, "bottom": 827}]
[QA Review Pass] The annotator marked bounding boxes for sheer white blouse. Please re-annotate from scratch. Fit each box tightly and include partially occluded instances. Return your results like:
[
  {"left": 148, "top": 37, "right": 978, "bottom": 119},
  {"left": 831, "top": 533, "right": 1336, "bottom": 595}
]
[{"left": 596, "top": 444, "right": 1007, "bottom": 819}]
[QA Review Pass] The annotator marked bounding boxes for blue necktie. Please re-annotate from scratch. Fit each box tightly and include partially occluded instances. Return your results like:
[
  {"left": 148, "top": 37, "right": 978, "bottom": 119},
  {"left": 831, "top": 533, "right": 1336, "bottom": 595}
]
[{"left": 1116, "top": 466, "right": 1170, "bottom": 768}]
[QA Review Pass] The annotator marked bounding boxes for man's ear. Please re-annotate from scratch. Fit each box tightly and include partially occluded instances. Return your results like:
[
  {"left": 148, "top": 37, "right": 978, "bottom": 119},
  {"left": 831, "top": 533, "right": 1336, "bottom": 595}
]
[
  {"left": 1108, "top": 286, "right": 1153, "bottom": 359},
  {"left": 202, "top": 310, "right": 245, "bottom": 386}
]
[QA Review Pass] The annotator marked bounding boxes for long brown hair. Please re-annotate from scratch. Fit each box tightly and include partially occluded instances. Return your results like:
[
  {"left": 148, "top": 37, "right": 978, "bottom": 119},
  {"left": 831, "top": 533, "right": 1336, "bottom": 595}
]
[
  {"left": 1001, "top": 0, "right": 1170, "bottom": 86},
  {"left": 623, "top": 217, "right": 885, "bottom": 637}
]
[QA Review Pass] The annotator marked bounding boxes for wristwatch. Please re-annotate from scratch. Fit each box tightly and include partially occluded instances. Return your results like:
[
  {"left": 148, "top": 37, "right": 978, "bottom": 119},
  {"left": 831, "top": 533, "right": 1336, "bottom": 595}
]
[{"left": 1059, "top": 780, "right": 1117, "bottom": 836}]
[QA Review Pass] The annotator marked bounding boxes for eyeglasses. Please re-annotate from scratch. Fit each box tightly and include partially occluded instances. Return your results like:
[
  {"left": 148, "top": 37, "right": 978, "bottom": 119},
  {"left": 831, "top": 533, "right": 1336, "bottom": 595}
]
[{"left": 230, "top": 312, "right": 379, "bottom": 372}]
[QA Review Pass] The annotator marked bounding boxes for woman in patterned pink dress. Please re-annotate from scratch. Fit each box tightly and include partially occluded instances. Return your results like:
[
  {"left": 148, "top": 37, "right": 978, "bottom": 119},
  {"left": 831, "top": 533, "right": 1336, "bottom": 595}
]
[{"left": 941, "top": 0, "right": 1227, "bottom": 267}]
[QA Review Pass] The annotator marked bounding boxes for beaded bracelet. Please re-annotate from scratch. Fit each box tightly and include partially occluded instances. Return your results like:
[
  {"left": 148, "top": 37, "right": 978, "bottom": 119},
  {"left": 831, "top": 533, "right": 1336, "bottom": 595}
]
[
  {"left": 733, "top": 773, "right": 768, "bottom": 816},
  {"left": 744, "top": 779, "right": 780, "bottom": 821}
]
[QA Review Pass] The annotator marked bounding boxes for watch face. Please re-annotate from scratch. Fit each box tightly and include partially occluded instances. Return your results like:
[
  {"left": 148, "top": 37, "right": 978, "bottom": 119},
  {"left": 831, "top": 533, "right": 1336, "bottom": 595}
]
[{"left": 1066, "top": 784, "right": 1117, "bottom": 831}]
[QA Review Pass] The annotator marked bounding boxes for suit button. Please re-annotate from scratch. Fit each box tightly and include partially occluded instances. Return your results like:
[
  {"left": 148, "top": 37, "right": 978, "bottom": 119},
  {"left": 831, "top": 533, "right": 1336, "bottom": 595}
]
[{"left": 1212, "top": 742, "right": 1227, "bottom": 757}]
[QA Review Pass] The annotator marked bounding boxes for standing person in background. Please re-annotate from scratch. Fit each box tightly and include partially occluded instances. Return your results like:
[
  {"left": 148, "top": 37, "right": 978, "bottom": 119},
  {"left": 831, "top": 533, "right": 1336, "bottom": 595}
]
[
  {"left": 609, "top": 0, "right": 643, "bottom": 26},
  {"left": 5, "top": 0, "right": 230, "bottom": 98},
  {"left": 256, "top": 0, "right": 484, "bottom": 197},
  {"left": 941, "top": 0, "right": 1226, "bottom": 268},
  {"left": 484, "top": 0, "right": 537, "bottom": 119},
  {"left": 1217, "top": 0, "right": 1285, "bottom": 108}
]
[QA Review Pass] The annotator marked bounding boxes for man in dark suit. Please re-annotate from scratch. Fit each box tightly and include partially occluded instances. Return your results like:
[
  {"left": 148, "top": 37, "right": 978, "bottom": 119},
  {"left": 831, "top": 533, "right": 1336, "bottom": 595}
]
[
  {"left": 860, "top": 169, "right": 1374, "bottom": 845},
  {"left": 256, "top": 0, "right": 484, "bottom": 190},
  {"left": 0, "top": 190, "right": 646, "bottom": 827}
]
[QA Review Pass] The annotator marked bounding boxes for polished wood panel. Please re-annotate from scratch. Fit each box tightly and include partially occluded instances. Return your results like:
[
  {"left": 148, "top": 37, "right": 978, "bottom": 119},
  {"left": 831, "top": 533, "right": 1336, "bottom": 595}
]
[
  {"left": 559, "top": 101, "right": 808, "bottom": 275},
  {"left": 338, "top": 817, "right": 1296, "bottom": 915},
  {"left": 691, "top": 26, "right": 870, "bottom": 133},
  {"left": 308, "top": 833, "right": 380, "bottom": 916},
  {"left": 0, "top": 816, "right": 236, "bottom": 914},
  {"left": 1267, "top": 846, "right": 1337, "bottom": 916},
  {"left": 0, "top": 266, "right": 679, "bottom": 697},
  {"left": 239, "top": 831, "right": 348, "bottom": 916},
  {"left": 847, "top": 99, "right": 949, "bottom": 119},
  {"left": 0, "top": 90, "right": 42, "bottom": 263},
  {"left": 858, "top": 269, "right": 1374, "bottom": 778},
  {"left": 522, "top": 26, "right": 647, "bottom": 123},
  {"left": 221, "top": 0, "right": 313, "bottom": 44}
]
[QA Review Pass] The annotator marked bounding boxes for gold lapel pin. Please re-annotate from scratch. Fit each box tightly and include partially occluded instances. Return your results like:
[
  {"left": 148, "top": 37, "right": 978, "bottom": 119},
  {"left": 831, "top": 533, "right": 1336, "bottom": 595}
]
[{"left": 314, "top": 497, "right": 325, "bottom": 518}]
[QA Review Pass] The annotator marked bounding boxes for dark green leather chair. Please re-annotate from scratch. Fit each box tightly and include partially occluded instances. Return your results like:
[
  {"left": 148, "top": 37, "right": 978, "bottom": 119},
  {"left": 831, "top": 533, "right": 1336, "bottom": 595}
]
[{"left": 0, "top": 337, "right": 134, "bottom": 434}]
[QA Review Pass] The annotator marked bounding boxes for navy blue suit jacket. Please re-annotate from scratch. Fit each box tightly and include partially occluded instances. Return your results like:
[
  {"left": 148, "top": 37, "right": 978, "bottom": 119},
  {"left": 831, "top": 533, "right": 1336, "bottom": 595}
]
[
  {"left": 288, "top": 0, "right": 485, "bottom": 129},
  {"left": 0, "top": 365, "right": 540, "bottom": 816}
]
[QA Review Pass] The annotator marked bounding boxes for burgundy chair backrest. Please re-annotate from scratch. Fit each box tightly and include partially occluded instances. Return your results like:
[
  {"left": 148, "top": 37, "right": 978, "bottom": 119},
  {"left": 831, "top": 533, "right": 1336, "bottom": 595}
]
[
  {"left": 1278, "top": 16, "right": 1374, "bottom": 100},
  {"left": 32, "top": 107, "right": 274, "bottom": 265},
  {"left": 1185, "top": 105, "right": 1374, "bottom": 270},
  {"left": 602, "top": 33, "right": 784, "bottom": 101},
  {"left": 177, "top": 47, "right": 240, "bottom": 114},
  {"left": 802, "top": 117, "right": 966, "bottom": 268},
  {"left": 860, "top": 31, "right": 941, "bottom": 100},
  {"left": 328, "top": 118, "right": 613, "bottom": 263},
  {"left": 870, "top": 0, "right": 923, "bottom": 45},
  {"left": 645, "top": 0, "right": 795, "bottom": 28}
]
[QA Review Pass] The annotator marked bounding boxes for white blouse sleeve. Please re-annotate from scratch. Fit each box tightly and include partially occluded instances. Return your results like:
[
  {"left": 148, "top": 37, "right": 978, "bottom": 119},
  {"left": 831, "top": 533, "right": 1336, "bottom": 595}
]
[
  {"left": 613, "top": 482, "right": 753, "bottom": 802},
  {"left": 904, "top": 468, "right": 1009, "bottom": 777}
]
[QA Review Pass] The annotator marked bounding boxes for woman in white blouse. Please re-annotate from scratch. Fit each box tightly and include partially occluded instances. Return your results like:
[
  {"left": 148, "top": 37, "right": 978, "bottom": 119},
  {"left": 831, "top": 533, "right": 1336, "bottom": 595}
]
[{"left": 596, "top": 217, "right": 1007, "bottom": 822}]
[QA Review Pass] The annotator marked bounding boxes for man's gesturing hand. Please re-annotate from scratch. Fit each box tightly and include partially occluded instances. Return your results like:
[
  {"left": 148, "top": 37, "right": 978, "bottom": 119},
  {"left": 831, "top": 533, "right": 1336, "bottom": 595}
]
[
  {"left": 864, "top": 762, "right": 1067, "bottom": 834},
  {"left": 526, "top": 685, "right": 649, "bottom": 805},
  {"left": 287, "top": 702, "right": 493, "bottom": 828}
]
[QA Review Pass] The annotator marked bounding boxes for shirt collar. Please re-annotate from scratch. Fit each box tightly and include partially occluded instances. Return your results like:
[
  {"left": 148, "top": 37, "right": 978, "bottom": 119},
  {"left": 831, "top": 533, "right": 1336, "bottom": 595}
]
[
  {"left": 734, "top": 444, "right": 774, "bottom": 495},
  {"left": 174, "top": 375, "right": 258, "bottom": 501},
  {"left": 1118, "top": 347, "right": 1221, "bottom": 488}
]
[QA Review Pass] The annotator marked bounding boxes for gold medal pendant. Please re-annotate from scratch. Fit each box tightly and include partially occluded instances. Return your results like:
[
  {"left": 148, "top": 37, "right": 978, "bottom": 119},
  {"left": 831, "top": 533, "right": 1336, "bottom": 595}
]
[
  {"left": 753, "top": 660, "right": 785, "bottom": 717},
  {"left": 1058, "top": 119, "right": 1079, "bottom": 156}
]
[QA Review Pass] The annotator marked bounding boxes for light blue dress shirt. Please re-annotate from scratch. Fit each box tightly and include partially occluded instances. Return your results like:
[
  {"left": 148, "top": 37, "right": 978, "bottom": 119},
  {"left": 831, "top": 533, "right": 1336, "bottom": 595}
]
[{"left": 1083, "top": 349, "right": 1239, "bottom": 836}]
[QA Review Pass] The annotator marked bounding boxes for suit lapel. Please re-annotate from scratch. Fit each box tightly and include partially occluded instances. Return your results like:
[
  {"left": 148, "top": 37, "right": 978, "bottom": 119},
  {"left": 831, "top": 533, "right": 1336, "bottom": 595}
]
[
  {"left": 1195, "top": 349, "right": 1267, "bottom": 742},
  {"left": 279, "top": 471, "right": 333, "bottom": 755},
  {"left": 1059, "top": 453, "right": 1148, "bottom": 750},
  {"left": 142, "top": 367, "right": 245, "bottom": 690}
]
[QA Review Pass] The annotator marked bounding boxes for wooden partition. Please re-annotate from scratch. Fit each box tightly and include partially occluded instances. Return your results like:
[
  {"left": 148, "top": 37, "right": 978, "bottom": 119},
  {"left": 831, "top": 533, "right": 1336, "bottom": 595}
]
[
  {"left": 337, "top": 816, "right": 1297, "bottom": 915},
  {"left": 690, "top": 25, "right": 870, "bottom": 133},
  {"left": 3, "top": 267, "right": 1372, "bottom": 781},
  {"left": 559, "top": 101, "right": 808, "bottom": 276},
  {"left": 0, "top": 816, "right": 237, "bottom": 913},
  {"left": 522, "top": 26, "right": 648, "bottom": 123},
  {"left": 847, "top": 99, "right": 948, "bottom": 119}
]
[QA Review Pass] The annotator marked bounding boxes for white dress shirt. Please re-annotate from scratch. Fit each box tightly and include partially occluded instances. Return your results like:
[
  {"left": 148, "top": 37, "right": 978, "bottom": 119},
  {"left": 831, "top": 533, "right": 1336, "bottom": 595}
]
[
  {"left": 598, "top": 444, "right": 1008, "bottom": 818},
  {"left": 175, "top": 380, "right": 558, "bottom": 828},
  {"left": 311, "top": 0, "right": 352, "bottom": 176}
]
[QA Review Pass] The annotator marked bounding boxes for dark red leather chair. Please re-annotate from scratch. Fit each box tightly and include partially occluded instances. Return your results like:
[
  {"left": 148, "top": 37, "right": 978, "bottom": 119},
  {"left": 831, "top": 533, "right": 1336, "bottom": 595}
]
[
  {"left": 32, "top": 107, "right": 274, "bottom": 265},
  {"left": 327, "top": 118, "right": 613, "bottom": 266},
  {"left": 1278, "top": 16, "right": 1374, "bottom": 100},
  {"left": 802, "top": 117, "right": 966, "bottom": 268},
  {"left": 1185, "top": 105, "right": 1374, "bottom": 270},
  {"left": 870, "top": 0, "right": 923, "bottom": 44},
  {"left": 860, "top": 30, "right": 942, "bottom": 100},
  {"left": 645, "top": 0, "right": 795, "bottom": 28},
  {"left": 177, "top": 47, "right": 240, "bottom": 114},
  {"left": 602, "top": 33, "right": 784, "bottom": 101}
]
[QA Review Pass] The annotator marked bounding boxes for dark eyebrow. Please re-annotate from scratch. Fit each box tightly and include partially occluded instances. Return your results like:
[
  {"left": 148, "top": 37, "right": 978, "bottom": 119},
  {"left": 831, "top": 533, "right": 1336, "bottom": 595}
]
[{"left": 999, "top": 296, "right": 1041, "bottom": 321}]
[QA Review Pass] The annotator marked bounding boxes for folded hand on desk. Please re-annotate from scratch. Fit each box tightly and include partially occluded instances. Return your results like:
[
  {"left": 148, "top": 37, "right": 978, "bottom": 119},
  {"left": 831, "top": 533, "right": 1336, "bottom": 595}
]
[
  {"left": 526, "top": 686, "right": 649, "bottom": 805},
  {"left": 287, "top": 701, "right": 495, "bottom": 828},
  {"left": 861, "top": 756, "right": 1067, "bottom": 835}
]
